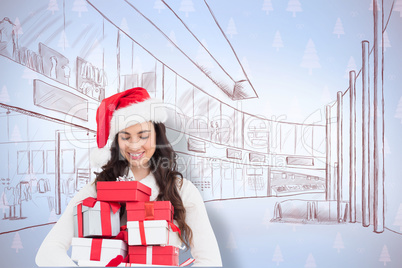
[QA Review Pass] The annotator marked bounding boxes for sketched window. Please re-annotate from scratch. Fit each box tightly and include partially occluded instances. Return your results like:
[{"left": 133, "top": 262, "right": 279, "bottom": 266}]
[
  {"left": 17, "top": 150, "right": 30, "bottom": 175},
  {"left": 142, "top": 72, "right": 156, "bottom": 93}
]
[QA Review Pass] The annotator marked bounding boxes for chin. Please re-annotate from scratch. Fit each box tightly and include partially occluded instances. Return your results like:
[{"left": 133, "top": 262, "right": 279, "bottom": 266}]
[{"left": 129, "top": 159, "right": 151, "bottom": 169}]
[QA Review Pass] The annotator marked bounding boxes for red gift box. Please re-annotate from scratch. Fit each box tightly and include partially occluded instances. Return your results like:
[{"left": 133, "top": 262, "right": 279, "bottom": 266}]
[
  {"left": 128, "top": 245, "right": 179, "bottom": 266},
  {"left": 97, "top": 181, "right": 151, "bottom": 202},
  {"left": 126, "top": 201, "right": 173, "bottom": 222}
]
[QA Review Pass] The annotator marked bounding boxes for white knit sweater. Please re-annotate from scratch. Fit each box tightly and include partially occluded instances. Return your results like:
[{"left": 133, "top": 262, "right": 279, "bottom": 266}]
[{"left": 35, "top": 172, "right": 222, "bottom": 267}]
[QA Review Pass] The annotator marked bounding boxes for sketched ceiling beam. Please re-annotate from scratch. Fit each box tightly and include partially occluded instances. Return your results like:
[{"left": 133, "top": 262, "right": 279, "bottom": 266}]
[
  {"left": 122, "top": 0, "right": 243, "bottom": 100},
  {"left": 203, "top": 0, "right": 258, "bottom": 99},
  {"left": 160, "top": 0, "right": 235, "bottom": 83},
  {"left": 0, "top": 103, "right": 96, "bottom": 133},
  {"left": 161, "top": 0, "right": 258, "bottom": 101}
]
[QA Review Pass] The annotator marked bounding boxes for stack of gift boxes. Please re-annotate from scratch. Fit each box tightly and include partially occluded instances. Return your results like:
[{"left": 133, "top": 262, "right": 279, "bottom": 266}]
[{"left": 70, "top": 180, "right": 185, "bottom": 266}]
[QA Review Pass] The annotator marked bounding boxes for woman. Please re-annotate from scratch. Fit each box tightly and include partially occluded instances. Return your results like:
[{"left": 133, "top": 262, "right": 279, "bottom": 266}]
[{"left": 35, "top": 87, "right": 222, "bottom": 267}]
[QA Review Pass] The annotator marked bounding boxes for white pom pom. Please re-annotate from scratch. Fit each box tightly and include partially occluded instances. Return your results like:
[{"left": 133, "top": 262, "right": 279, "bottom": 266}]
[{"left": 90, "top": 147, "right": 111, "bottom": 168}]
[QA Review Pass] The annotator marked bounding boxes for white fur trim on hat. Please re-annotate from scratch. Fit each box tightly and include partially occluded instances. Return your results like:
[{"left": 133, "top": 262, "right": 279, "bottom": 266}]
[
  {"left": 109, "top": 98, "right": 168, "bottom": 141},
  {"left": 90, "top": 146, "right": 111, "bottom": 168}
]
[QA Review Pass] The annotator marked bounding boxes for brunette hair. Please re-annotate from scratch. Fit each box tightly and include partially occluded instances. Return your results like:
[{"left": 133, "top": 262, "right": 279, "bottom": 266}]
[{"left": 94, "top": 122, "right": 193, "bottom": 248}]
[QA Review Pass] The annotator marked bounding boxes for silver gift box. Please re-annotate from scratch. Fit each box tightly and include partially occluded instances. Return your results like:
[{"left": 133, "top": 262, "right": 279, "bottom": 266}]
[{"left": 73, "top": 201, "right": 120, "bottom": 237}]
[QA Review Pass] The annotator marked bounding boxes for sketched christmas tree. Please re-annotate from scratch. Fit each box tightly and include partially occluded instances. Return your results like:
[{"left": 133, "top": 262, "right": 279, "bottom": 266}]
[
  {"left": 333, "top": 232, "right": 344, "bottom": 253},
  {"left": 262, "top": 208, "right": 272, "bottom": 229},
  {"left": 167, "top": 31, "right": 178, "bottom": 51},
  {"left": 48, "top": 0, "right": 59, "bottom": 15},
  {"left": 196, "top": 40, "right": 214, "bottom": 69},
  {"left": 154, "top": 0, "right": 166, "bottom": 13},
  {"left": 384, "top": 136, "right": 391, "bottom": 156},
  {"left": 226, "top": 18, "right": 238, "bottom": 38},
  {"left": 72, "top": 0, "right": 88, "bottom": 18},
  {"left": 305, "top": 253, "right": 316, "bottom": 268},
  {"left": 262, "top": 0, "right": 274, "bottom": 15},
  {"left": 87, "top": 39, "right": 104, "bottom": 67},
  {"left": 226, "top": 232, "right": 237, "bottom": 252},
  {"left": 13, "top": 18, "right": 23, "bottom": 36},
  {"left": 22, "top": 67, "right": 38, "bottom": 85},
  {"left": 394, "top": 97, "right": 402, "bottom": 123},
  {"left": 179, "top": 0, "right": 195, "bottom": 18},
  {"left": 321, "top": 85, "right": 333, "bottom": 105},
  {"left": 133, "top": 56, "right": 144, "bottom": 75},
  {"left": 57, "top": 30, "right": 69, "bottom": 51},
  {"left": 11, "top": 232, "right": 23, "bottom": 253},
  {"left": 300, "top": 39, "right": 320, "bottom": 75},
  {"left": 120, "top": 18, "right": 130, "bottom": 37},
  {"left": 379, "top": 245, "right": 391, "bottom": 266},
  {"left": 333, "top": 18, "right": 345, "bottom": 38},
  {"left": 272, "top": 245, "right": 284, "bottom": 265},
  {"left": 344, "top": 56, "right": 357, "bottom": 78},
  {"left": 0, "top": 85, "right": 10, "bottom": 103},
  {"left": 287, "top": 0, "right": 302, "bottom": 17},
  {"left": 11, "top": 125, "right": 22, "bottom": 142},
  {"left": 0, "top": 192, "right": 8, "bottom": 217},
  {"left": 288, "top": 96, "right": 303, "bottom": 122},
  {"left": 394, "top": 0, "right": 402, "bottom": 16},
  {"left": 239, "top": 56, "right": 252, "bottom": 80},
  {"left": 393, "top": 203, "right": 402, "bottom": 231},
  {"left": 48, "top": 209, "right": 59, "bottom": 222},
  {"left": 272, "top": 31, "right": 284, "bottom": 51},
  {"left": 369, "top": 1, "right": 381, "bottom": 11},
  {"left": 381, "top": 31, "right": 391, "bottom": 51}
]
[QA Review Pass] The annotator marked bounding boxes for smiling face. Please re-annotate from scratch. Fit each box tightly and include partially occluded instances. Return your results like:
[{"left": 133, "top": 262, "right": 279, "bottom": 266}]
[{"left": 117, "top": 121, "right": 156, "bottom": 172}]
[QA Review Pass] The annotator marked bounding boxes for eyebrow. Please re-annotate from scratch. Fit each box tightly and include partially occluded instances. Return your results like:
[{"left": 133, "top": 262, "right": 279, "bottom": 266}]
[{"left": 119, "top": 130, "right": 151, "bottom": 135}]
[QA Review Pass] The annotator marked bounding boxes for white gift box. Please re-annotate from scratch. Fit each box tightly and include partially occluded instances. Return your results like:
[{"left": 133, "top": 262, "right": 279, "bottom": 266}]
[
  {"left": 77, "top": 260, "right": 162, "bottom": 266},
  {"left": 71, "top": 237, "right": 127, "bottom": 263},
  {"left": 127, "top": 220, "right": 181, "bottom": 247},
  {"left": 73, "top": 200, "right": 120, "bottom": 237}
]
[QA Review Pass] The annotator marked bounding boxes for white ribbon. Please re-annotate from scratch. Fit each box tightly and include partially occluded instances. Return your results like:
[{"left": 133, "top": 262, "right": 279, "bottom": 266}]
[{"left": 146, "top": 246, "right": 153, "bottom": 265}]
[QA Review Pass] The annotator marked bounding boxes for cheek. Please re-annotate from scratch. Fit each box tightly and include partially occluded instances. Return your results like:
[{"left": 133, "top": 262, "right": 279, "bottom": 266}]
[{"left": 145, "top": 136, "right": 156, "bottom": 154}]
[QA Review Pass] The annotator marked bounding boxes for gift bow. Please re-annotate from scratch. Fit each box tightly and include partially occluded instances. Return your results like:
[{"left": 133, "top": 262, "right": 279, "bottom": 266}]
[
  {"left": 144, "top": 202, "right": 154, "bottom": 220},
  {"left": 115, "top": 225, "right": 128, "bottom": 243},
  {"left": 77, "top": 197, "right": 121, "bottom": 237}
]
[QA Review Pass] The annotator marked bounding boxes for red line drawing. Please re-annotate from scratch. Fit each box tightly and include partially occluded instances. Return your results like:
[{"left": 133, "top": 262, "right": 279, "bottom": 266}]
[{"left": 0, "top": 0, "right": 396, "bottom": 241}]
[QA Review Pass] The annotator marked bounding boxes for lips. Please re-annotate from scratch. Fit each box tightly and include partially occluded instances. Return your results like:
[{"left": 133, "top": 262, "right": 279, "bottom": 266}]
[{"left": 128, "top": 151, "right": 145, "bottom": 160}]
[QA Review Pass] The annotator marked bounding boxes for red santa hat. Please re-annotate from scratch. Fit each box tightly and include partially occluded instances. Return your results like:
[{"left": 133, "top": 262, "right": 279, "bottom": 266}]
[{"left": 91, "top": 87, "right": 168, "bottom": 168}]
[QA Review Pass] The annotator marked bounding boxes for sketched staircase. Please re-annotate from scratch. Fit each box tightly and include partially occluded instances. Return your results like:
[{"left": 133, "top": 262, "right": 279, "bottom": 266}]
[{"left": 272, "top": 200, "right": 349, "bottom": 224}]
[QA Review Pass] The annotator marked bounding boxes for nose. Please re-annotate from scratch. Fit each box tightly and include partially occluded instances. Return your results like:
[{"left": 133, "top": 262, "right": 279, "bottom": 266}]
[{"left": 126, "top": 138, "right": 145, "bottom": 150}]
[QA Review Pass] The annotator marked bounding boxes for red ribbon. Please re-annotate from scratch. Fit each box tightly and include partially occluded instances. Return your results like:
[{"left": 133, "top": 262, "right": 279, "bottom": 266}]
[
  {"left": 144, "top": 202, "right": 154, "bottom": 220},
  {"left": 136, "top": 221, "right": 181, "bottom": 245},
  {"left": 77, "top": 204, "right": 83, "bottom": 237},
  {"left": 90, "top": 239, "right": 103, "bottom": 261},
  {"left": 139, "top": 221, "right": 146, "bottom": 245},
  {"left": 101, "top": 202, "right": 112, "bottom": 236},
  {"left": 169, "top": 222, "right": 181, "bottom": 236},
  {"left": 115, "top": 225, "right": 128, "bottom": 243}
]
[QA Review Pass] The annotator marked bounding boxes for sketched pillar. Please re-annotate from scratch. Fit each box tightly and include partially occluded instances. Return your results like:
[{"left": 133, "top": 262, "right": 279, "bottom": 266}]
[
  {"left": 55, "top": 131, "right": 62, "bottom": 215},
  {"left": 336, "top": 91, "right": 343, "bottom": 222},
  {"left": 349, "top": 71, "right": 357, "bottom": 223},
  {"left": 361, "top": 40, "right": 370, "bottom": 227},
  {"left": 373, "top": 0, "right": 384, "bottom": 233},
  {"left": 325, "top": 105, "right": 332, "bottom": 200}
]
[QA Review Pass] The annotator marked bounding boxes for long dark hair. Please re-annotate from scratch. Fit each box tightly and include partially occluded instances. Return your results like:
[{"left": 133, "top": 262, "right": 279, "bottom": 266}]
[{"left": 94, "top": 122, "right": 192, "bottom": 248}]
